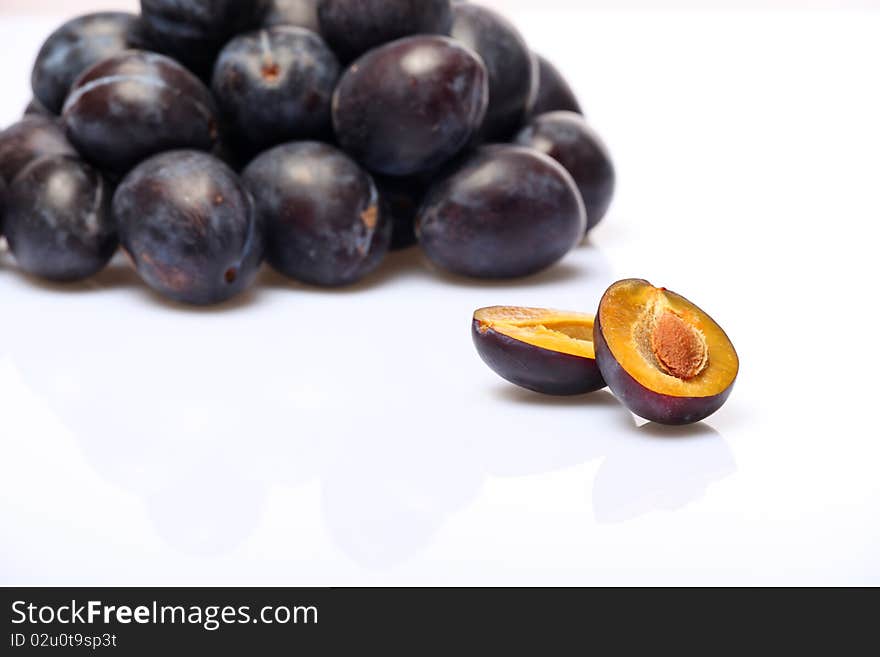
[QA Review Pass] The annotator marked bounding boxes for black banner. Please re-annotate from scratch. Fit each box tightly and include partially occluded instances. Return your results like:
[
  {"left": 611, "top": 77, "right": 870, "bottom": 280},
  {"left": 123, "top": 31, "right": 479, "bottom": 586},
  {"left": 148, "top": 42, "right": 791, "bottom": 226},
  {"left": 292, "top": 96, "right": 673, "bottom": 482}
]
[{"left": 1, "top": 587, "right": 875, "bottom": 653}]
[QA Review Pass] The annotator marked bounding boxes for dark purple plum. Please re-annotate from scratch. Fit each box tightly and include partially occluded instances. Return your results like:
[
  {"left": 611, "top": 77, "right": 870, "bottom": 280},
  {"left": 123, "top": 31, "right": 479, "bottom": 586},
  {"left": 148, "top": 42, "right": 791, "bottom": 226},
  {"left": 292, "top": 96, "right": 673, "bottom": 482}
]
[
  {"left": 451, "top": 3, "right": 538, "bottom": 141},
  {"left": 531, "top": 55, "right": 583, "bottom": 118},
  {"left": 333, "top": 36, "right": 488, "bottom": 176},
  {"left": 4, "top": 155, "right": 116, "bottom": 282},
  {"left": 263, "top": 0, "right": 320, "bottom": 33},
  {"left": 212, "top": 27, "right": 340, "bottom": 157},
  {"left": 515, "top": 111, "right": 615, "bottom": 232},
  {"left": 140, "top": 0, "right": 270, "bottom": 78},
  {"left": 24, "top": 97, "right": 55, "bottom": 119},
  {"left": 417, "top": 145, "right": 585, "bottom": 279},
  {"left": 317, "top": 0, "right": 452, "bottom": 62},
  {"left": 113, "top": 151, "right": 264, "bottom": 306},
  {"left": 63, "top": 51, "right": 219, "bottom": 174},
  {"left": 374, "top": 174, "right": 430, "bottom": 250},
  {"left": 243, "top": 142, "right": 391, "bottom": 287},
  {"left": 0, "top": 117, "right": 77, "bottom": 184},
  {"left": 31, "top": 12, "right": 140, "bottom": 114}
]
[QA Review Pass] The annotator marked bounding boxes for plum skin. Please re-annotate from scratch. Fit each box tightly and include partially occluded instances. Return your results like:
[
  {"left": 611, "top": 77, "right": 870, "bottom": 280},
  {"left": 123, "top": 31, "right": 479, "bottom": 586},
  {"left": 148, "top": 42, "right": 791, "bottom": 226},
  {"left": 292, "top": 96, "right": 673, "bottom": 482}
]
[
  {"left": 530, "top": 55, "right": 583, "bottom": 118},
  {"left": 113, "top": 150, "right": 264, "bottom": 306},
  {"left": 318, "top": 0, "right": 453, "bottom": 62},
  {"left": 31, "top": 12, "right": 140, "bottom": 114},
  {"left": 3, "top": 155, "right": 117, "bottom": 282},
  {"left": 139, "top": 0, "right": 270, "bottom": 77},
  {"left": 332, "top": 35, "right": 489, "bottom": 177},
  {"left": 473, "top": 320, "right": 606, "bottom": 396},
  {"left": 212, "top": 27, "right": 340, "bottom": 157},
  {"left": 451, "top": 3, "right": 538, "bottom": 140},
  {"left": 63, "top": 51, "right": 219, "bottom": 175},
  {"left": 593, "top": 313, "right": 735, "bottom": 426},
  {"left": 0, "top": 117, "right": 77, "bottom": 185},
  {"left": 516, "top": 111, "right": 616, "bottom": 233},
  {"left": 417, "top": 145, "right": 586, "bottom": 279},
  {"left": 243, "top": 142, "right": 391, "bottom": 287}
]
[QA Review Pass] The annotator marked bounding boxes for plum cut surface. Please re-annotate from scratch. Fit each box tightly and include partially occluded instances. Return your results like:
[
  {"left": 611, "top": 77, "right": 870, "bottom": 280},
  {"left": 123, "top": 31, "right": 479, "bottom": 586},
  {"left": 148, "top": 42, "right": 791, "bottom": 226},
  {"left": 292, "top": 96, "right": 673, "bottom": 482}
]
[
  {"left": 595, "top": 279, "right": 739, "bottom": 425},
  {"left": 473, "top": 306, "right": 606, "bottom": 396}
]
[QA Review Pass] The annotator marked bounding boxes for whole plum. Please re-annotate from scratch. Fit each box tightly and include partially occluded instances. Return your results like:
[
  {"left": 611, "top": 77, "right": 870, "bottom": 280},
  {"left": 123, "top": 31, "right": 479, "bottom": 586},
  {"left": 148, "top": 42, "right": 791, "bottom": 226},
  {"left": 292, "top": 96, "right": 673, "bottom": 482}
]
[
  {"left": 212, "top": 27, "right": 340, "bottom": 157},
  {"left": 4, "top": 155, "right": 117, "bottom": 282},
  {"left": 140, "top": 0, "right": 270, "bottom": 78},
  {"left": 31, "top": 12, "right": 140, "bottom": 114},
  {"left": 333, "top": 36, "right": 488, "bottom": 176},
  {"left": 63, "top": 51, "right": 219, "bottom": 175},
  {"left": 113, "top": 151, "right": 264, "bottom": 306},
  {"left": 0, "top": 117, "right": 77, "bottom": 184},
  {"left": 417, "top": 145, "right": 585, "bottom": 279},
  {"left": 243, "top": 142, "right": 391, "bottom": 287},
  {"left": 318, "top": 0, "right": 453, "bottom": 62},
  {"left": 515, "top": 111, "right": 615, "bottom": 232},
  {"left": 451, "top": 3, "right": 538, "bottom": 140}
]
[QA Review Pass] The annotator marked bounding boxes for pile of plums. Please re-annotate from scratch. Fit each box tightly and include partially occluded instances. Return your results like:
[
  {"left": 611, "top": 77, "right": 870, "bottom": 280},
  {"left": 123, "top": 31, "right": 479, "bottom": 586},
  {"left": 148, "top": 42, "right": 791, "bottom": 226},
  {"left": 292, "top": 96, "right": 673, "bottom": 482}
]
[{"left": 0, "top": 0, "right": 615, "bottom": 305}]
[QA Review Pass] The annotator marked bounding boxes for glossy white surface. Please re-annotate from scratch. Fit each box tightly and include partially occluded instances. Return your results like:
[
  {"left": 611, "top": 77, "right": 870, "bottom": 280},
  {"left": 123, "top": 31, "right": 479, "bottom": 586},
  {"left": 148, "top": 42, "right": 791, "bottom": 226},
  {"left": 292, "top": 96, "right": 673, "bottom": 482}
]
[{"left": 1, "top": 6, "right": 878, "bottom": 586}]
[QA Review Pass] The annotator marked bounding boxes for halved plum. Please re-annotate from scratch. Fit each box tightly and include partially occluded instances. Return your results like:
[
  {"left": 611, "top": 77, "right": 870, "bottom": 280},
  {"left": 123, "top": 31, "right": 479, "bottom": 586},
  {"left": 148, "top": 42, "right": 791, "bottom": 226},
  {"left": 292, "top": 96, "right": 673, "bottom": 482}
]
[
  {"left": 594, "top": 280, "right": 739, "bottom": 425},
  {"left": 473, "top": 306, "right": 606, "bottom": 396}
]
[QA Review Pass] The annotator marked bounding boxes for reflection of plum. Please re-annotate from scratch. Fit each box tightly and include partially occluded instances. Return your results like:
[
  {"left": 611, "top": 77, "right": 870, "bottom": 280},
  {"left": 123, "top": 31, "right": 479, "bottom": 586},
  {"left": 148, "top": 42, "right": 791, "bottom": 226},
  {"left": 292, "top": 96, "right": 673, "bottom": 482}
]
[
  {"left": 7, "top": 302, "right": 327, "bottom": 557},
  {"left": 322, "top": 415, "right": 486, "bottom": 568},
  {"left": 483, "top": 390, "right": 618, "bottom": 477},
  {"left": 592, "top": 424, "right": 736, "bottom": 523},
  {"left": 146, "top": 456, "right": 264, "bottom": 557}
]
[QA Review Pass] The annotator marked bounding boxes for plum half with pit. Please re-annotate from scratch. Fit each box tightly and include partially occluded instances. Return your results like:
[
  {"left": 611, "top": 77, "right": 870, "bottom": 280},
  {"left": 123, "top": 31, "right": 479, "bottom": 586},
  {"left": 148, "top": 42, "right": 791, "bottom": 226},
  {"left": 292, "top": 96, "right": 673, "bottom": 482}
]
[
  {"left": 416, "top": 145, "right": 585, "bottom": 279},
  {"left": 3, "top": 155, "right": 117, "bottom": 282},
  {"left": 0, "top": 117, "right": 77, "bottom": 184},
  {"left": 332, "top": 36, "right": 488, "bottom": 177},
  {"left": 451, "top": 3, "right": 538, "bottom": 140},
  {"left": 63, "top": 51, "right": 219, "bottom": 175},
  {"left": 473, "top": 306, "right": 606, "bottom": 396},
  {"left": 594, "top": 279, "right": 739, "bottom": 425},
  {"left": 516, "top": 111, "right": 615, "bottom": 233},
  {"left": 530, "top": 55, "right": 583, "bottom": 118},
  {"left": 318, "top": 0, "right": 453, "bottom": 63},
  {"left": 31, "top": 12, "right": 140, "bottom": 114},
  {"left": 243, "top": 142, "right": 391, "bottom": 287},
  {"left": 212, "top": 27, "right": 340, "bottom": 157},
  {"left": 113, "top": 151, "right": 264, "bottom": 306}
]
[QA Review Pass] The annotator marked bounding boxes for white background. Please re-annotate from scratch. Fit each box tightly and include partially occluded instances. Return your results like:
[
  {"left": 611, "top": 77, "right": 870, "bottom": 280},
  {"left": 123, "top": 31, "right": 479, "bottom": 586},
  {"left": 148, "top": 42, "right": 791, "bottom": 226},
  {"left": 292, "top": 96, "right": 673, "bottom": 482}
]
[{"left": 1, "top": 2, "right": 878, "bottom": 586}]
